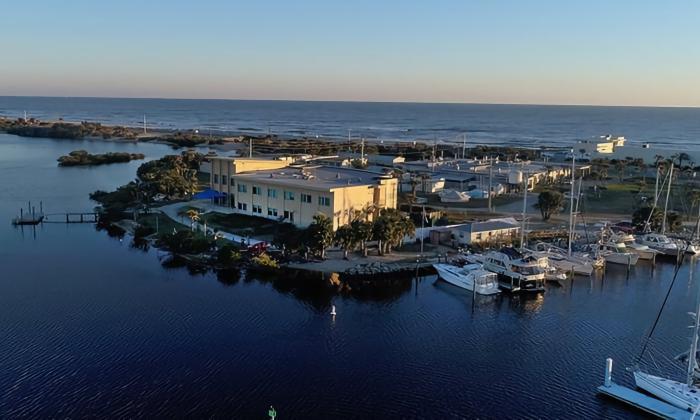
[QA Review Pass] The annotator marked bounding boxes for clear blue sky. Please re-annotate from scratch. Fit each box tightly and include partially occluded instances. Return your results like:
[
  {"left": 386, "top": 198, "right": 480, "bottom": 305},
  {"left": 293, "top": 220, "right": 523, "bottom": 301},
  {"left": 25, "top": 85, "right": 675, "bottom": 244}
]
[{"left": 1, "top": 0, "right": 698, "bottom": 106}]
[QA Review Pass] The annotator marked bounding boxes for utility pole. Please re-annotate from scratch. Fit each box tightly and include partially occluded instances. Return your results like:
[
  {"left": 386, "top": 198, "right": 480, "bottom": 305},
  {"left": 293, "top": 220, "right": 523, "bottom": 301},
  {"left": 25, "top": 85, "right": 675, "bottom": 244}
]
[
  {"left": 249, "top": 137, "right": 253, "bottom": 158},
  {"left": 143, "top": 114, "right": 147, "bottom": 134},
  {"left": 462, "top": 133, "right": 467, "bottom": 159},
  {"left": 361, "top": 137, "right": 365, "bottom": 163}
]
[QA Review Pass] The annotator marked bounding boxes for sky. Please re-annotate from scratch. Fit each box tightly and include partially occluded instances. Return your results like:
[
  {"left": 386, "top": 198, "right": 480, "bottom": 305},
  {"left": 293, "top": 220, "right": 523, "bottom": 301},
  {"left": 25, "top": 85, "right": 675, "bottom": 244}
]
[{"left": 1, "top": 0, "right": 699, "bottom": 107}]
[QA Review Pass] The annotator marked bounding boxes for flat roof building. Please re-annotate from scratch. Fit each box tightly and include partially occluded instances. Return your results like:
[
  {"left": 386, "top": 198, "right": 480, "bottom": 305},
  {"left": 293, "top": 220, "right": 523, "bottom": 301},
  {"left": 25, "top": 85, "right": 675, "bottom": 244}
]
[{"left": 209, "top": 157, "right": 398, "bottom": 230}]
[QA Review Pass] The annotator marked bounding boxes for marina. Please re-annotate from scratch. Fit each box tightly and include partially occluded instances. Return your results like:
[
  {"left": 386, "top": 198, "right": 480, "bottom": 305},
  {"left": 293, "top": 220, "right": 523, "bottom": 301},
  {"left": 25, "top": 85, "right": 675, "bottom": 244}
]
[{"left": 1, "top": 109, "right": 700, "bottom": 417}]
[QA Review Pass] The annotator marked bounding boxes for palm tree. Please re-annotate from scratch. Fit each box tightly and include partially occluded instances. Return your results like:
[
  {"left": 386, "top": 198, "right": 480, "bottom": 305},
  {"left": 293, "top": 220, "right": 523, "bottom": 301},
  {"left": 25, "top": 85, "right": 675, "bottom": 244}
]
[
  {"left": 350, "top": 218, "right": 373, "bottom": 257},
  {"left": 307, "top": 214, "right": 334, "bottom": 259},
  {"left": 185, "top": 209, "right": 200, "bottom": 231},
  {"left": 334, "top": 224, "right": 357, "bottom": 260},
  {"left": 614, "top": 159, "right": 627, "bottom": 182}
]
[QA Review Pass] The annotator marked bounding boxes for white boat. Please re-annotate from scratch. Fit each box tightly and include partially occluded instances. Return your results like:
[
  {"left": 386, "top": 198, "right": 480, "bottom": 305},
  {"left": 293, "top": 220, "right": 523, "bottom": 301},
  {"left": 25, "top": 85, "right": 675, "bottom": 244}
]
[
  {"left": 623, "top": 241, "right": 659, "bottom": 260},
  {"left": 633, "top": 371, "right": 700, "bottom": 412},
  {"left": 637, "top": 233, "right": 680, "bottom": 256},
  {"left": 530, "top": 243, "right": 601, "bottom": 276},
  {"left": 433, "top": 263, "right": 500, "bottom": 295},
  {"left": 481, "top": 248, "right": 546, "bottom": 293},
  {"left": 687, "top": 241, "right": 700, "bottom": 255},
  {"left": 631, "top": 247, "right": 700, "bottom": 412},
  {"left": 524, "top": 252, "right": 568, "bottom": 282},
  {"left": 587, "top": 242, "right": 640, "bottom": 266}
]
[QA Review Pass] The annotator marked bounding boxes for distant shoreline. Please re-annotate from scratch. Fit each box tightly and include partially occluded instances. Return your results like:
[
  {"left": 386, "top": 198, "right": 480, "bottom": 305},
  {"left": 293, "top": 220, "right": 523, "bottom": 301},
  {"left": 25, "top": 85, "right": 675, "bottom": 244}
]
[{"left": 1, "top": 94, "right": 698, "bottom": 109}]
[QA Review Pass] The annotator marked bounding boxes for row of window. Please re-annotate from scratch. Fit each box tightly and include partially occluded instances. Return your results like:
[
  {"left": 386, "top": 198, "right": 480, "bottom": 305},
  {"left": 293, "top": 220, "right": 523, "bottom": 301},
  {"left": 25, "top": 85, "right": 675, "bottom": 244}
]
[
  {"left": 235, "top": 204, "right": 284, "bottom": 219},
  {"left": 214, "top": 176, "right": 332, "bottom": 207},
  {"left": 213, "top": 174, "right": 235, "bottom": 186}
]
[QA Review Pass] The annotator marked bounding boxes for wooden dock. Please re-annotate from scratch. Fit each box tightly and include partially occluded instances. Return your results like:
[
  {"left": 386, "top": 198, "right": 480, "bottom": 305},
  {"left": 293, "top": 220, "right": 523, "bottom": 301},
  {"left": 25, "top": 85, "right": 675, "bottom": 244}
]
[
  {"left": 43, "top": 212, "right": 99, "bottom": 224},
  {"left": 598, "top": 383, "right": 691, "bottom": 419},
  {"left": 598, "top": 358, "right": 693, "bottom": 419}
]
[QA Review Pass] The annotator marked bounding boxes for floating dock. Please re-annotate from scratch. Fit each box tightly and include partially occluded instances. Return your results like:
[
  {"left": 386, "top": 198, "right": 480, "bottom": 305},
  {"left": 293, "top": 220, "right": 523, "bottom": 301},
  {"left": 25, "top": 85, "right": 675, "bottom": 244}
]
[{"left": 598, "top": 358, "right": 693, "bottom": 419}]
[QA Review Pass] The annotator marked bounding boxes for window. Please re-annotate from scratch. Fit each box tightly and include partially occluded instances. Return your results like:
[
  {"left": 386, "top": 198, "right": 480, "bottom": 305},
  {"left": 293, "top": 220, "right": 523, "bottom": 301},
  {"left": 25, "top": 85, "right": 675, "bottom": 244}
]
[
  {"left": 301, "top": 193, "right": 312, "bottom": 203},
  {"left": 267, "top": 207, "right": 278, "bottom": 217},
  {"left": 476, "top": 233, "right": 482, "bottom": 240},
  {"left": 230, "top": 177, "right": 235, "bottom": 186},
  {"left": 268, "top": 188, "right": 277, "bottom": 198},
  {"left": 237, "top": 184, "right": 247, "bottom": 193},
  {"left": 284, "top": 210, "right": 294, "bottom": 222},
  {"left": 252, "top": 186, "right": 262, "bottom": 195},
  {"left": 213, "top": 174, "right": 219, "bottom": 184},
  {"left": 237, "top": 202, "right": 247, "bottom": 211},
  {"left": 252, "top": 204, "right": 262, "bottom": 214},
  {"left": 318, "top": 196, "right": 330, "bottom": 206},
  {"left": 284, "top": 191, "right": 295, "bottom": 200}
]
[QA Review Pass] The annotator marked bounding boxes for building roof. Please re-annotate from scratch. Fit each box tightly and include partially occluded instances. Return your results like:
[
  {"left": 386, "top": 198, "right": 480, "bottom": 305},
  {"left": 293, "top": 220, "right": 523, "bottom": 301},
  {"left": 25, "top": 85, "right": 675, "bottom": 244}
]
[
  {"left": 455, "top": 220, "right": 520, "bottom": 234},
  {"left": 232, "top": 165, "right": 393, "bottom": 192},
  {"left": 338, "top": 152, "right": 405, "bottom": 166}
]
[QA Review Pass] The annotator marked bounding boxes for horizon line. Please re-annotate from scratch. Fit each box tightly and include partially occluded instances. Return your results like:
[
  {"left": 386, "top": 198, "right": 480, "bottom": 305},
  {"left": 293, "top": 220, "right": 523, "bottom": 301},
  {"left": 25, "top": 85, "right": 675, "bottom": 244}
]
[{"left": 0, "top": 94, "right": 698, "bottom": 110}]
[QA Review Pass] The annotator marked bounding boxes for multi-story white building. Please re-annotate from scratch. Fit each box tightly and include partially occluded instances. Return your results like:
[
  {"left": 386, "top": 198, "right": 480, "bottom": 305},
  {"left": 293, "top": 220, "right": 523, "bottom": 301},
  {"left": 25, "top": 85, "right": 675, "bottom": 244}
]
[{"left": 209, "top": 157, "right": 398, "bottom": 230}]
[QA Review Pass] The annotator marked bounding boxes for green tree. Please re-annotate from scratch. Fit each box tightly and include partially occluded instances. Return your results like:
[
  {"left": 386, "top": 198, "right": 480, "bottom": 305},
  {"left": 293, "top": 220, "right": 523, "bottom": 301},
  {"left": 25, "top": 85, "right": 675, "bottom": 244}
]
[
  {"left": 306, "top": 214, "right": 334, "bottom": 259},
  {"left": 632, "top": 206, "right": 664, "bottom": 232},
  {"left": 185, "top": 209, "right": 200, "bottom": 231},
  {"left": 371, "top": 208, "right": 415, "bottom": 254},
  {"left": 350, "top": 218, "right": 373, "bottom": 257},
  {"left": 334, "top": 224, "right": 358, "bottom": 259},
  {"left": 534, "top": 190, "right": 564, "bottom": 221},
  {"left": 614, "top": 159, "right": 627, "bottom": 182}
]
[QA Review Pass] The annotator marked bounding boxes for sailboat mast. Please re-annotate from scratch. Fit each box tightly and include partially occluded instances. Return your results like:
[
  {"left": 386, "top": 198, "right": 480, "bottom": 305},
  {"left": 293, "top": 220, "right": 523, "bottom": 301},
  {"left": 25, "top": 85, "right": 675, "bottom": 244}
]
[
  {"left": 654, "top": 165, "right": 660, "bottom": 207},
  {"left": 568, "top": 152, "right": 576, "bottom": 257},
  {"left": 661, "top": 163, "right": 674, "bottom": 235},
  {"left": 687, "top": 273, "right": 700, "bottom": 386},
  {"left": 520, "top": 170, "right": 527, "bottom": 251}
]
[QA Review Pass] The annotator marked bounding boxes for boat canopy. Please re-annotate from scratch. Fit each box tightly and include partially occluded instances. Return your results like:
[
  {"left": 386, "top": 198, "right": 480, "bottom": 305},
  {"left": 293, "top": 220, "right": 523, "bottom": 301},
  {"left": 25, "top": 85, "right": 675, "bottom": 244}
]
[{"left": 193, "top": 189, "right": 227, "bottom": 199}]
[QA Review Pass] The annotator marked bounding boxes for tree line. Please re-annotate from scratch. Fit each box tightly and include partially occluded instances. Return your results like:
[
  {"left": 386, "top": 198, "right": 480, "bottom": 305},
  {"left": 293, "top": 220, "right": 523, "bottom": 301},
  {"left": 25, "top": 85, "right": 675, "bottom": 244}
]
[{"left": 273, "top": 208, "right": 416, "bottom": 260}]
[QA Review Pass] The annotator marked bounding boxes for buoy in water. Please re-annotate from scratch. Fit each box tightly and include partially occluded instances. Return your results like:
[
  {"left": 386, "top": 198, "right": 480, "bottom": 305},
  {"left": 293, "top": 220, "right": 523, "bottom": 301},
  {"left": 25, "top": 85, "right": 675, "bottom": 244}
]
[{"left": 330, "top": 305, "right": 337, "bottom": 316}]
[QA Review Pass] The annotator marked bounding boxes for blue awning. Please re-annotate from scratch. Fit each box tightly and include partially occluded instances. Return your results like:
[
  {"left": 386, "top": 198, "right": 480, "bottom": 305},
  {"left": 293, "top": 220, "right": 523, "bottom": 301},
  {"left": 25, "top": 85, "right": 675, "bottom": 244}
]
[{"left": 193, "top": 189, "right": 227, "bottom": 199}]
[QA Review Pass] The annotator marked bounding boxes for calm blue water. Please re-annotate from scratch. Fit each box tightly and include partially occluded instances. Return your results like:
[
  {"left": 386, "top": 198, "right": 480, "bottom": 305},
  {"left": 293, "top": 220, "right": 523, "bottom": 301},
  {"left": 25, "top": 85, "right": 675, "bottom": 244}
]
[
  {"left": 1, "top": 132, "right": 699, "bottom": 418},
  {"left": 1, "top": 96, "right": 700, "bottom": 151}
]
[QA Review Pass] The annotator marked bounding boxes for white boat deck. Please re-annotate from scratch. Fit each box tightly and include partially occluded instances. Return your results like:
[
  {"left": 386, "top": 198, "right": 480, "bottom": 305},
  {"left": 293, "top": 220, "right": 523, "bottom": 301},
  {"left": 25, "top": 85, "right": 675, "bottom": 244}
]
[{"left": 598, "top": 382, "right": 692, "bottom": 419}]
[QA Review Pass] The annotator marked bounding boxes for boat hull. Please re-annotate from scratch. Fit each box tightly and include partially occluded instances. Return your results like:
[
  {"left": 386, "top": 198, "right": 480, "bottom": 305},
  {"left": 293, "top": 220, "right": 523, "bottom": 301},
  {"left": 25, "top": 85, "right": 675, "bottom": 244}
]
[
  {"left": 433, "top": 264, "right": 500, "bottom": 295},
  {"left": 604, "top": 253, "right": 640, "bottom": 266},
  {"left": 633, "top": 371, "right": 700, "bottom": 412}
]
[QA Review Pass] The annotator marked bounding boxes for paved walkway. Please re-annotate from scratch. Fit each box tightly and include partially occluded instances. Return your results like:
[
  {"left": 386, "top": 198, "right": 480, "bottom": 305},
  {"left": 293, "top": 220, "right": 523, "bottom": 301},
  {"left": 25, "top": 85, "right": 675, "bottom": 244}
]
[{"left": 157, "top": 200, "right": 265, "bottom": 246}]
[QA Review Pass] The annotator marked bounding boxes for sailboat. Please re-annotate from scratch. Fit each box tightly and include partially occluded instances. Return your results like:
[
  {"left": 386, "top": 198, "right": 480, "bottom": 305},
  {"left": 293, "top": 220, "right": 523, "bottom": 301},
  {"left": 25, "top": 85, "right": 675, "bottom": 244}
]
[
  {"left": 637, "top": 163, "right": 681, "bottom": 256},
  {"left": 527, "top": 153, "right": 603, "bottom": 275},
  {"left": 629, "top": 243, "right": 700, "bottom": 412}
]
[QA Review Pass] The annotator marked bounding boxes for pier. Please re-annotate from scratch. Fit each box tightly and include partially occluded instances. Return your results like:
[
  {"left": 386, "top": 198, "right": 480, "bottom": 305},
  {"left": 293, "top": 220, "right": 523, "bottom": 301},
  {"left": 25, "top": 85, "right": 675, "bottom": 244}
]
[
  {"left": 43, "top": 212, "right": 100, "bottom": 224},
  {"left": 597, "top": 358, "right": 693, "bottom": 419}
]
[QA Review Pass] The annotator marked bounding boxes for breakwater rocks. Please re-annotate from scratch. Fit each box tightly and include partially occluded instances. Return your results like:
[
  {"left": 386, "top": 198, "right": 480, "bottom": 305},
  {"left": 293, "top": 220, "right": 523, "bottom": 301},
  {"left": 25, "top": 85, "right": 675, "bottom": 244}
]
[{"left": 344, "top": 262, "right": 421, "bottom": 276}]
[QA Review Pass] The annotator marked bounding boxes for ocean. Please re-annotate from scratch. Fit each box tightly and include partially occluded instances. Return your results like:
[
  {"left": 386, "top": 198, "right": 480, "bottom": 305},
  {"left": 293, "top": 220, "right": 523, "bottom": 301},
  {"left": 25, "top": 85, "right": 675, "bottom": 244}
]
[{"left": 1, "top": 96, "right": 699, "bottom": 151}]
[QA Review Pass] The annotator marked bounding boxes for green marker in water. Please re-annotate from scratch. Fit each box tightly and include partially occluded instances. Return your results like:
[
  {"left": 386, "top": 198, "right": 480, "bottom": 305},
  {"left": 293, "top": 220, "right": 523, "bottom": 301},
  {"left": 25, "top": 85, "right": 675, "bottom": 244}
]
[{"left": 268, "top": 406, "right": 277, "bottom": 419}]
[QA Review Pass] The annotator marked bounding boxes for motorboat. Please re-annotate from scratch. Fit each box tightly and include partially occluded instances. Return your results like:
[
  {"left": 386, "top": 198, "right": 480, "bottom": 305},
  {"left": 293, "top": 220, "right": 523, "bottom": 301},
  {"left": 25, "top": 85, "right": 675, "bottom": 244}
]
[
  {"left": 530, "top": 243, "right": 602, "bottom": 276},
  {"left": 481, "top": 248, "right": 545, "bottom": 293},
  {"left": 524, "top": 251, "right": 568, "bottom": 282},
  {"left": 637, "top": 233, "right": 680, "bottom": 256},
  {"left": 623, "top": 241, "right": 660, "bottom": 260},
  {"left": 586, "top": 242, "right": 640, "bottom": 266},
  {"left": 433, "top": 263, "right": 500, "bottom": 295}
]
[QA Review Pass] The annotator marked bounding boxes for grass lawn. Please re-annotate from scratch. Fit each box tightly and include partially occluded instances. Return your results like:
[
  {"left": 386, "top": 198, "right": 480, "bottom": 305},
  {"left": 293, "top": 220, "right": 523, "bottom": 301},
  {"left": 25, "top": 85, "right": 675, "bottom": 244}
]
[
  {"left": 201, "top": 212, "right": 278, "bottom": 236},
  {"left": 581, "top": 182, "right": 691, "bottom": 215},
  {"left": 137, "top": 213, "right": 188, "bottom": 235},
  {"left": 422, "top": 194, "right": 520, "bottom": 209}
]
